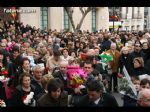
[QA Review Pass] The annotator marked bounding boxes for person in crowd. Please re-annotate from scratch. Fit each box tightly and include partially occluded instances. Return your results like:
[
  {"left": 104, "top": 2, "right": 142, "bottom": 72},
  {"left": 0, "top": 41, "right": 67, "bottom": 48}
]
[
  {"left": 132, "top": 76, "right": 141, "bottom": 93},
  {"left": 100, "top": 34, "right": 111, "bottom": 52},
  {"left": 106, "top": 43, "right": 121, "bottom": 92},
  {"left": 52, "top": 61, "right": 73, "bottom": 94},
  {"left": 140, "top": 78, "right": 150, "bottom": 90},
  {"left": 119, "top": 46, "right": 133, "bottom": 76},
  {"left": 10, "top": 72, "right": 38, "bottom": 106},
  {"left": 76, "top": 80, "right": 118, "bottom": 107},
  {"left": 37, "top": 78, "right": 68, "bottom": 107},
  {"left": 0, "top": 49, "right": 8, "bottom": 103},
  {"left": 142, "top": 42, "right": 150, "bottom": 61},
  {"left": 132, "top": 57, "right": 148, "bottom": 76},
  {"left": 137, "top": 89, "right": 150, "bottom": 107},
  {"left": 60, "top": 48, "right": 72, "bottom": 64},
  {"left": 31, "top": 65, "right": 45, "bottom": 99},
  {"left": 46, "top": 50, "right": 63, "bottom": 75},
  {"left": 128, "top": 40, "right": 146, "bottom": 74},
  {"left": 36, "top": 74, "right": 54, "bottom": 100}
]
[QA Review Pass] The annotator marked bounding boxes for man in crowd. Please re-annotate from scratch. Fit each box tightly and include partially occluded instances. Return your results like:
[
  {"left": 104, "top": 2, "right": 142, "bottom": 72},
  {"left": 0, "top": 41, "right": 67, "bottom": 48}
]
[{"left": 76, "top": 80, "right": 118, "bottom": 107}]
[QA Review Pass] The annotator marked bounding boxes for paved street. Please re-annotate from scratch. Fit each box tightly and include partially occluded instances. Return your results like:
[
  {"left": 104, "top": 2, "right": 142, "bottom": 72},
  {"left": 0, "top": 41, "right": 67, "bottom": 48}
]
[{"left": 111, "top": 92, "right": 124, "bottom": 107}]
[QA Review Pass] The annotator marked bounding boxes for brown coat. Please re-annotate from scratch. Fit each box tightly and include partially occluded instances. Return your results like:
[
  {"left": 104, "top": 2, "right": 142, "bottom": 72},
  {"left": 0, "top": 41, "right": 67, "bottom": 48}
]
[
  {"left": 37, "top": 91, "right": 68, "bottom": 107},
  {"left": 106, "top": 49, "right": 121, "bottom": 73}
]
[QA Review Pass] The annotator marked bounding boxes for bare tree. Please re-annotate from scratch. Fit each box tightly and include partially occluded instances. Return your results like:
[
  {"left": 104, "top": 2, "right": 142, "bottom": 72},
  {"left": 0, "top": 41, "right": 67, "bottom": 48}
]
[{"left": 64, "top": 7, "right": 94, "bottom": 33}]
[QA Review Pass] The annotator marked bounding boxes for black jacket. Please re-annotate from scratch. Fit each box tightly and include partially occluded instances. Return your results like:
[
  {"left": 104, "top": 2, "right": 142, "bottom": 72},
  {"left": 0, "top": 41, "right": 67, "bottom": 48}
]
[
  {"left": 119, "top": 54, "right": 133, "bottom": 76},
  {"left": 31, "top": 78, "right": 45, "bottom": 100},
  {"left": 53, "top": 71, "right": 74, "bottom": 94},
  {"left": 76, "top": 92, "right": 118, "bottom": 107},
  {"left": 10, "top": 85, "right": 38, "bottom": 107}
]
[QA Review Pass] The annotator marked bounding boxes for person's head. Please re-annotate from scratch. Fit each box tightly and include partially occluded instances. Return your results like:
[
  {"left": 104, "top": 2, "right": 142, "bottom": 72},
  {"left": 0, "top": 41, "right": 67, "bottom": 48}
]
[
  {"left": 62, "top": 48, "right": 69, "bottom": 58},
  {"left": 134, "top": 40, "right": 142, "bottom": 52},
  {"left": 137, "top": 89, "right": 150, "bottom": 107},
  {"left": 21, "top": 58, "right": 30, "bottom": 71},
  {"left": 33, "top": 51, "right": 40, "bottom": 60},
  {"left": 59, "top": 61, "right": 68, "bottom": 74},
  {"left": 121, "top": 46, "right": 129, "bottom": 55},
  {"left": 142, "top": 42, "right": 149, "bottom": 50},
  {"left": 131, "top": 76, "right": 140, "bottom": 92},
  {"left": 26, "top": 48, "right": 34, "bottom": 56},
  {"left": 94, "top": 47, "right": 100, "bottom": 55},
  {"left": 48, "top": 37, "right": 53, "bottom": 46},
  {"left": 86, "top": 80, "right": 104, "bottom": 102},
  {"left": 32, "top": 65, "right": 43, "bottom": 80},
  {"left": 91, "top": 69, "right": 102, "bottom": 81},
  {"left": 20, "top": 45, "right": 27, "bottom": 54},
  {"left": 53, "top": 50, "right": 61, "bottom": 61},
  {"left": 19, "top": 72, "right": 31, "bottom": 88},
  {"left": 110, "top": 43, "right": 117, "bottom": 50},
  {"left": 140, "top": 78, "right": 150, "bottom": 90},
  {"left": 47, "top": 78, "right": 64, "bottom": 99},
  {"left": 0, "top": 43, "right": 6, "bottom": 49},
  {"left": 83, "top": 61, "right": 93, "bottom": 74},
  {"left": 133, "top": 57, "right": 144, "bottom": 69},
  {"left": 12, "top": 46, "right": 20, "bottom": 59},
  {"left": 41, "top": 74, "right": 54, "bottom": 90}
]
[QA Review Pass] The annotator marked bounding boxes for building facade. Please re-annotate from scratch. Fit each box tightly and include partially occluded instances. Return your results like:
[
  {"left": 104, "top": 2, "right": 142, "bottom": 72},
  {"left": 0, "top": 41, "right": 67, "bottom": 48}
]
[
  {"left": 109, "top": 7, "right": 144, "bottom": 31},
  {"left": 18, "top": 7, "right": 109, "bottom": 32},
  {"left": 144, "top": 7, "right": 150, "bottom": 31}
]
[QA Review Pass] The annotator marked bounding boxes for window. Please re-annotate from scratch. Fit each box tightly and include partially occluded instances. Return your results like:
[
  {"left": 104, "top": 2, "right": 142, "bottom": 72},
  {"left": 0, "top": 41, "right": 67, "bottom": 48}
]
[
  {"left": 41, "top": 7, "right": 48, "bottom": 30},
  {"left": 64, "top": 8, "right": 70, "bottom": 31},
  {"left": 92, "top": 8, "right": 96, "bottom": 32}
]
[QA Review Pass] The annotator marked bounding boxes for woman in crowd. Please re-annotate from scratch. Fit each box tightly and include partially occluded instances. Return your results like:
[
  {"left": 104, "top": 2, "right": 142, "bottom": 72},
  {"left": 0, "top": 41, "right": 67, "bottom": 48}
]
[
  {"left": 37, "top": 78, "right": 68, "bottom": 107},
  {"left": 10, "top": 72, "right": 38, "bottom": 106}
]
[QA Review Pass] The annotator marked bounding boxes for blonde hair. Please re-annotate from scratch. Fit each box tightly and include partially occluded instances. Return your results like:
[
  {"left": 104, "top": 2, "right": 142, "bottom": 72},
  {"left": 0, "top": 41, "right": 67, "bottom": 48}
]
[
  {"left": 133, "top": 57, "right": 144, "bottom": 67},
  {"left": 41, "top": 74, "right": 54, "bottom": 89}
]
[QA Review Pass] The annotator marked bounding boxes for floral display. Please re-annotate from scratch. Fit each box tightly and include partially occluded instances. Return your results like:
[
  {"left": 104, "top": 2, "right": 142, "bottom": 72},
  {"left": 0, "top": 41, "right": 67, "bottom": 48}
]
[
  {"left": 98, "top": 52, "right": 113, "bottom": 63},
  {"left": 0, "top": 99, "right": 6, "bottom": 107},
  {"left": 0, "top": 67, "right": 9, "bottom": 82},
  {"left": 118, "top": 77, "right": 137, "bottom": 99},
  {"left": 5, "top": 42, "right": 16, "bottom": 52},
  {"left": 66, "top": 66, "right": 87, "bottom": 88},
  {"left": 22, "top": 92, "right": 35, "bottom": 106}
]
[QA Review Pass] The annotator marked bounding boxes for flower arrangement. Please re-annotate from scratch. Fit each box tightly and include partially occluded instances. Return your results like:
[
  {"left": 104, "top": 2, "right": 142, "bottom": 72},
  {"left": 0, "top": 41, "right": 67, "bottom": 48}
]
[
  {"left": 0, "top": 99, "right": 6, "bottom": 107},
  {"left": 66, "top": 66, "right": 87, "bottom": 88},
  {"left": 98, "top": 52, "right": 113, "bottom": 63},
  {"left": 118, "top": 77, "right": 137, "bottom": 99},
  {"left": 0, "top": 67, "right": 9, "bottom": 83},
  {"left": 5, "top": 42, "right": 16, "bottom": 52},
  {"left": 22, "top": 92, "right": 35, "bottom": 106},
  {"left": 98, "top": 52, "right": 113, "bottom": 70}
]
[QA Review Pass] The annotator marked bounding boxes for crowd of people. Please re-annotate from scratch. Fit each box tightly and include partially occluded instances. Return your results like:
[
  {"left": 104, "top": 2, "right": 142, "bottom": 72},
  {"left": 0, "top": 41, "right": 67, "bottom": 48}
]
[{"left": 0, "top": 19, "right": 150, "bottom": 107}]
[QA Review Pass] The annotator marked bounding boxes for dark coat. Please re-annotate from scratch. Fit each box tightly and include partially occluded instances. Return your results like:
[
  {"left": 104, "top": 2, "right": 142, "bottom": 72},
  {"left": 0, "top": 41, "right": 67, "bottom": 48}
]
[
  {"left": 132, "top": 67, "right": 148, "bottom": 76},
  {"left": 10, "top": 84, "right": 38, "bottom": 107},
  {"left": 53, "top": 71, "right": 74, "bottom": 94},
  {"left": 76, "top": 92, "right": 118, "bottom": 107},
  {"left": 31, "top": 78, "right": 45, "bottom": 100},
  {"left": 37, "top": 91, "right": 68, "bottom": 107},
  {"left": 119, "top": 54, "right": 133, "bottom": 76},
  {"left": 128, "top": 51, "right": 146, "bottom": 75}
]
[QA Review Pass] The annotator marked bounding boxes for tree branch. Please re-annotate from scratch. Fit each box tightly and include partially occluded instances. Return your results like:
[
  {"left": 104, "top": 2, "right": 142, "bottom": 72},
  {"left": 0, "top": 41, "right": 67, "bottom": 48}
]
[{"left": 79, "top": 7, "right": 84, "bottom": 15}]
